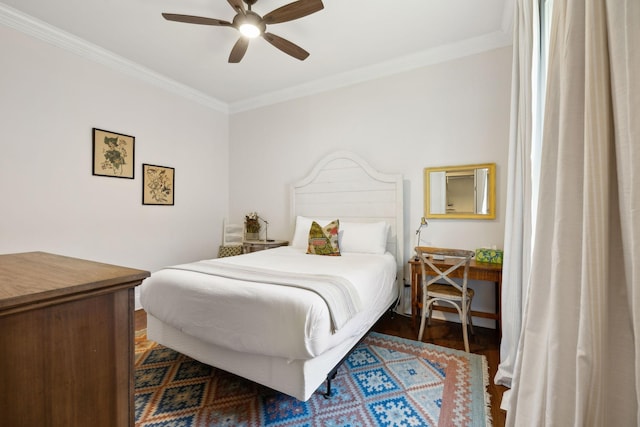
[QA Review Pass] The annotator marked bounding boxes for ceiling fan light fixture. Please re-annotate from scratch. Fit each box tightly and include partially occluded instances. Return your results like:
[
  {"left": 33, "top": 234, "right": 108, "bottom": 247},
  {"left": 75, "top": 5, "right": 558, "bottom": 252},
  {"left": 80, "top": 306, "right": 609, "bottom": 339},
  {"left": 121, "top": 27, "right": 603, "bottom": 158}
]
[
  {"left": 239, "top": 23, "right": 261, "bottom": 38},
  {"left": 238, "top": 11, "right": 263, "bottom": 38}
]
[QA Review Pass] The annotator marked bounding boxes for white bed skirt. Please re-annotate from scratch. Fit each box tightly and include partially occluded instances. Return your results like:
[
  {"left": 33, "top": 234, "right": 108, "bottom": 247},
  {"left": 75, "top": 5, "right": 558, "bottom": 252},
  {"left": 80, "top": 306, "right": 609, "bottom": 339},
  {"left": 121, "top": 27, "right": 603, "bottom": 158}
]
[{"left": 146, "top": 313, "right": 374, "bottom": 401}]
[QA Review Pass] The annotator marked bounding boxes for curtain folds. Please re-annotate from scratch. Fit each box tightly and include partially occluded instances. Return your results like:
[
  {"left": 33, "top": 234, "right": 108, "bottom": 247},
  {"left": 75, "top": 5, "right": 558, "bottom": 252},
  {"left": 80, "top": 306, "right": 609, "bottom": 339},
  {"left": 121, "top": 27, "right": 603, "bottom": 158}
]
[
  {"left": 495, "top": 0, "right": 537, "bottom": 392},
  {"left": 506, "top": 0, "right": 640, "bottom": 425}
]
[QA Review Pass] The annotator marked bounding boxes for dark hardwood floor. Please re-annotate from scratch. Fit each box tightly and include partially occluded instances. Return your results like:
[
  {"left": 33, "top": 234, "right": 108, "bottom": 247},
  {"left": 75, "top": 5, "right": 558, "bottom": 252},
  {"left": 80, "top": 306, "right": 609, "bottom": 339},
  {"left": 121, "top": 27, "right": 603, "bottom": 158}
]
[{"left": 134, "top": 309, "right": 506, "bottom": 426}]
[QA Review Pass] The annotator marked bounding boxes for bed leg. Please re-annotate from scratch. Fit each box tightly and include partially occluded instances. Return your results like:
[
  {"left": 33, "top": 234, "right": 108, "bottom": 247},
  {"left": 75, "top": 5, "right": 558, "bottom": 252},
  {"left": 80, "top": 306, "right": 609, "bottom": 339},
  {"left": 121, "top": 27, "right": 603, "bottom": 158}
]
[
  {"left": 323, "top": 368, "right": 338, "bottom": 399},
  {"left": 321, "top": 311, "right": 393, "bottom": 400}
]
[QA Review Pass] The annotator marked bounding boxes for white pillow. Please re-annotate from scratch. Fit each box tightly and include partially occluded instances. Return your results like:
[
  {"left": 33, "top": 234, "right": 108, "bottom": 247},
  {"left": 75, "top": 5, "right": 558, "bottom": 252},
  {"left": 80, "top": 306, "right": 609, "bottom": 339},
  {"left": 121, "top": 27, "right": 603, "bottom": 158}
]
[
  {"left": 339, "top": 221, "right": 389, "bottom": 254},
  {"left": 291, "top": 216, "right": 333, "bottom": 248},
  {"left": 292, "top": 217, "right": 390, "bottom": 254}
]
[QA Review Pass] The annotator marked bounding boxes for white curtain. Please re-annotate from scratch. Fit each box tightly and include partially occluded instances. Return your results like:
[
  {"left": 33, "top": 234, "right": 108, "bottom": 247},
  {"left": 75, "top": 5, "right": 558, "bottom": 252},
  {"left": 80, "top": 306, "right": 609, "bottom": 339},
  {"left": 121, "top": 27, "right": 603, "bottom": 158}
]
[
  {"left": 495, "top": 0, "right": 538, "bottom": 390},
  {"left": 507, "top": 0, "right": 640, "bottom": 425}
]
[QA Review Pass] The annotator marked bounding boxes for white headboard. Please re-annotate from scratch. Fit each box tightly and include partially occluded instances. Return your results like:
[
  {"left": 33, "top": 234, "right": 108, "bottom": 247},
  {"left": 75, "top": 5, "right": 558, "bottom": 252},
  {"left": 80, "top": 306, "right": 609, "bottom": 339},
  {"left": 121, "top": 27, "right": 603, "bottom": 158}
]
[{"left": 291, "top": 151, "right": 404, "bottom": 293}]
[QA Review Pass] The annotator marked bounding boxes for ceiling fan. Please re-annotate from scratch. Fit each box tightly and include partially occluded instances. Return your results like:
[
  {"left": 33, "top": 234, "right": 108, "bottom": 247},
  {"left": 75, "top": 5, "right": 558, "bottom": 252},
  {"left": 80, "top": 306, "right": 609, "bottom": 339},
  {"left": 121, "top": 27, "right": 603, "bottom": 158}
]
[{"left": 162, "top": 0, "right": 324, "bottom": 63}]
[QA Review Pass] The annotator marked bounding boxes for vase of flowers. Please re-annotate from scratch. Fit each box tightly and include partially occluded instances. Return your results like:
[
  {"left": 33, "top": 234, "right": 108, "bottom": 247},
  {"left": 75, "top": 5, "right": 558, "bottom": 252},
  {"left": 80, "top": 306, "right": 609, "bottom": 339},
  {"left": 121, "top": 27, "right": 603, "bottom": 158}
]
[{"left": 245, "top": 212, "right": 260, "bottom": 240}]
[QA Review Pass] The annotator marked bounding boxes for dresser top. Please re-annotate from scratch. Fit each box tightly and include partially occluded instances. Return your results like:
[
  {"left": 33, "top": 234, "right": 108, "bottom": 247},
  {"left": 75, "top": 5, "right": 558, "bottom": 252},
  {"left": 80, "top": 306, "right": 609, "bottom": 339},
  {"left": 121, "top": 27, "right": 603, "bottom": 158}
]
[{"left": 0, "top": 251, "right": 150, "bottom": 312}]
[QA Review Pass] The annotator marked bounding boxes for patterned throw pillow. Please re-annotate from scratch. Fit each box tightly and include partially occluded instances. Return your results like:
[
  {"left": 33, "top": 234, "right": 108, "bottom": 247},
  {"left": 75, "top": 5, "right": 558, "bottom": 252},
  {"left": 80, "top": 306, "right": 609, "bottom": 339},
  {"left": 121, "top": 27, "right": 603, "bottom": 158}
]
[{"left": 307, "top": 220, "right": 341, "bottom": 256}]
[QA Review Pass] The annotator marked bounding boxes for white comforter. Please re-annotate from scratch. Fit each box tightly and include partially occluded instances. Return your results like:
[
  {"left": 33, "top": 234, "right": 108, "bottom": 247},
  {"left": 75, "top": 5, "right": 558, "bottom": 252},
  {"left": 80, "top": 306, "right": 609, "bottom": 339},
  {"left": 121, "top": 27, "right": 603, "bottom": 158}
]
[{"left": 140, "top": 246, "right": 397, "bottom": 360}]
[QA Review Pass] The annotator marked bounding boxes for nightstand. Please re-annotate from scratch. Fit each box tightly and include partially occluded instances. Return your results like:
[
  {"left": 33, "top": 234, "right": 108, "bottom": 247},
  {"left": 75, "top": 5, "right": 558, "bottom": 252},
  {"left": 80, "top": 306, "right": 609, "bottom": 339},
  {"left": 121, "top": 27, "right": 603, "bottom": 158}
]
[{"left": 243, "top": 240, "right": 289, "bottom": 253}]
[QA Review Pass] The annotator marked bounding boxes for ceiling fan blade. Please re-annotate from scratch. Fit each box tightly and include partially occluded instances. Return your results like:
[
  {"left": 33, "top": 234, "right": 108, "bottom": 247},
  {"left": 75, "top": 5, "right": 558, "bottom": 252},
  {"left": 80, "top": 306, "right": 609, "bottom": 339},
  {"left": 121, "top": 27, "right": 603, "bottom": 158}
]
[
  {"left": 263, "top": 0, "right": 324, "bottom": 24},
  {"left": 227, "top": 0, "right": 246, "bottom": 15},
  {"left": 262, "top": 32, "right": 309, "bottom": 61},
  {"left": 228, "top": 37, "right": 250, "bottom": 63},
  {"left": 162, "top": 13, "right": 232, "bottom": 27}
]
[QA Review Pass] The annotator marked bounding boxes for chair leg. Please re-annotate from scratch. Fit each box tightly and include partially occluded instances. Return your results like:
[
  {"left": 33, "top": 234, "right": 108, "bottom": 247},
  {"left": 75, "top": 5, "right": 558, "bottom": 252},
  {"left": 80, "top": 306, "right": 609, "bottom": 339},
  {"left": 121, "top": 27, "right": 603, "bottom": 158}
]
[
  {"left": 418, "top": 295, "right": 428, "bottom": 341},
  {"left": 467, "top": 299, "right": 475, "bottom": 335},
  {"left": 461, "top": 305, "right": 470, "bottom": 353}
]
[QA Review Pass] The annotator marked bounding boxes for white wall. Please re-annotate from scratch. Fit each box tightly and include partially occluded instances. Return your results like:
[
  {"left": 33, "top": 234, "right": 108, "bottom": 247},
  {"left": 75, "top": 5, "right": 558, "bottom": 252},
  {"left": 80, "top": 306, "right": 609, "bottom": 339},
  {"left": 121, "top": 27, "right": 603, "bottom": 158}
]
[
  {"left": 0, "top": 26, "right": 230, "bottom": 306},
  {"left": 228, "top": 47, "right": 512, "bottom": 327},
  {"left": 1, "top": 21, "right": 512, "bottom": 326}
]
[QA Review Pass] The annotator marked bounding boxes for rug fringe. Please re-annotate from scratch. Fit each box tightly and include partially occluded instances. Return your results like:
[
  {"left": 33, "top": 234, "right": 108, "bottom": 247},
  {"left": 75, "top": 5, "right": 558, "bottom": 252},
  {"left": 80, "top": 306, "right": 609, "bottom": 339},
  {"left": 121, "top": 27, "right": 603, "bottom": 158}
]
[{"left": 482, "top": 355, "right": 493, "bottom": 427}]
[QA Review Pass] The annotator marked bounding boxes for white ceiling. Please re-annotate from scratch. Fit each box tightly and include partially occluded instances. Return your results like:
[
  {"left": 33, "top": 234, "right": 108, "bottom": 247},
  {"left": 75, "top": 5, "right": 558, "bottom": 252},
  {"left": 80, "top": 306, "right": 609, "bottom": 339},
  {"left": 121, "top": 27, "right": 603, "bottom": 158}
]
[{"left": 0, "top": 0, "right": 513, "bottom": 113}]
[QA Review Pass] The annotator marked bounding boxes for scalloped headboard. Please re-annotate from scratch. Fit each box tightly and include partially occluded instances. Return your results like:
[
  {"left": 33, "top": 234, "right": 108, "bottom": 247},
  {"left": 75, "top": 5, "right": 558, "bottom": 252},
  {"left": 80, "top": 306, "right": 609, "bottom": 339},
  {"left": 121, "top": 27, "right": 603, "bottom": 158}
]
[{"left": 290, "top": 151, "right": 404, "bottom": 295}]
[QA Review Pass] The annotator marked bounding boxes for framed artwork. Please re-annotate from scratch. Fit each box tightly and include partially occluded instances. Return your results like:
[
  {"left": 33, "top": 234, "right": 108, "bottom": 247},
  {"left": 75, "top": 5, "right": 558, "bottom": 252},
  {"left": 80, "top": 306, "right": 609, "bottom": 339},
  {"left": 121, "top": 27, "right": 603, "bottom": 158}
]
[
  {"left": 92, "top": 128, "right": 135, "bottom": 179},
  {"left": 142, "top": 164, "right": 175, "bottom": 206}
]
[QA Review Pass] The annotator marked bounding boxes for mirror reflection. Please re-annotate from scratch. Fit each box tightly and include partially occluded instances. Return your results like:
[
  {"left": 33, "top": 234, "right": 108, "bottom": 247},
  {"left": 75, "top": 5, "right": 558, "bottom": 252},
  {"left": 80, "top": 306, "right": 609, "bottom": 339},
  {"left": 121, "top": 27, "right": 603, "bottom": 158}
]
[{"left": 424, "top": 163, "right": 496, "bottom": 219}]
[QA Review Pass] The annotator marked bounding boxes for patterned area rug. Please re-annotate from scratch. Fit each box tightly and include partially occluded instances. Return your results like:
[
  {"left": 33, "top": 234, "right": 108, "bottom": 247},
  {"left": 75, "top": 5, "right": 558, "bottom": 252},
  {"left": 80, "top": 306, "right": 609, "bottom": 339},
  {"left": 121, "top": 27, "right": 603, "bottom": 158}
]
[{"left": 135, "top": 331, "right": 491, "bottom": 426}]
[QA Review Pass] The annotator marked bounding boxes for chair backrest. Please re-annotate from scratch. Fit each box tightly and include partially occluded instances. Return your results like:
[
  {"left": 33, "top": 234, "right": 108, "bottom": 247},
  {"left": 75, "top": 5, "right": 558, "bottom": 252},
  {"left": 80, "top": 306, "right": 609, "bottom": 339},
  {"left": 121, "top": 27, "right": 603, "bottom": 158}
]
[
  {"left": 415, "top": 246, "right": 475, "bottom": 292},
  {"left": 222, "top": 219, "right": 243, "bottom": 246}
]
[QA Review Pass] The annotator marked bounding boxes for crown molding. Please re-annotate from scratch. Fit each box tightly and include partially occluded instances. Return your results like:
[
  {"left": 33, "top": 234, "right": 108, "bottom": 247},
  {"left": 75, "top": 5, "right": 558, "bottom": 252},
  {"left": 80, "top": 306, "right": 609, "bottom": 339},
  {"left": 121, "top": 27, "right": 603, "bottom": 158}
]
[
  {"left": 2, "top": 2, "right": 513, "bottom": 115},
  {"left": 229, "top": 30, "right": 513, "bottom": 114},
  {"left": 0, "top": 3, "right": 228, "bottom": 114}
]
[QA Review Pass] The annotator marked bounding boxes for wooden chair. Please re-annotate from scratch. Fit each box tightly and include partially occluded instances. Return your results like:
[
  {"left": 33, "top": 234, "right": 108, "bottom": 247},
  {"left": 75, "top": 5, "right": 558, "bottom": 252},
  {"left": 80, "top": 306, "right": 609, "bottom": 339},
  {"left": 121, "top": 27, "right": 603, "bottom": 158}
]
[{"left": 416, "top": 246, "right": 476, "bottom": 352}]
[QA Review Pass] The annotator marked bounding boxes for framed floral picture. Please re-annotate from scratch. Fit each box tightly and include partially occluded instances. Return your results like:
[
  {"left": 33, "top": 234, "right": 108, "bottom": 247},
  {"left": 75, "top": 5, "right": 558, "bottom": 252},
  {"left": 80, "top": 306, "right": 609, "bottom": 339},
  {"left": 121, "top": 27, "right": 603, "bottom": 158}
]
[
  {"left": 142, "top": 164, "right": 175, "bottom": 206},
  {"left": 92, "top": 128, "right": 135, "bottom": 179}
]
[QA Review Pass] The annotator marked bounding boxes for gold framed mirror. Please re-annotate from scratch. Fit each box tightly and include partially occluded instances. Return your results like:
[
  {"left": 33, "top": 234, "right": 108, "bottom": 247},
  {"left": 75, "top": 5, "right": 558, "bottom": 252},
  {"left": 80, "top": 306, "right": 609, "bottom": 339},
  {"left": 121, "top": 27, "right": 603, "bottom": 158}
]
[{"left": 424, "top": 163, "right": 496, "bottom": 219}]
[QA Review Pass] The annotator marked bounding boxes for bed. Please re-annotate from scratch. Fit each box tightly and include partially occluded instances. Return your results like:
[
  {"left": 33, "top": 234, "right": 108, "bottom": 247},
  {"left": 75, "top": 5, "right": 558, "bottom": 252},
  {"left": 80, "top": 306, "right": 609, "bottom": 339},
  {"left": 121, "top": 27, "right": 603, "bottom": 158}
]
[{"left": 140, "top": 151, "right": 404, "bottom": 401}]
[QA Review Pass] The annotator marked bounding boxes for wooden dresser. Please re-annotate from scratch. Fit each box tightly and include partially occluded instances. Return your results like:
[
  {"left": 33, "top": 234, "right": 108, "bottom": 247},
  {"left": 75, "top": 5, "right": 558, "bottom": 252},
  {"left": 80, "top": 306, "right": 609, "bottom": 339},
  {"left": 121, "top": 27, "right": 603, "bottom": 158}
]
[{"left": 0, "top": 252, "right": 150, "bottom": 427}]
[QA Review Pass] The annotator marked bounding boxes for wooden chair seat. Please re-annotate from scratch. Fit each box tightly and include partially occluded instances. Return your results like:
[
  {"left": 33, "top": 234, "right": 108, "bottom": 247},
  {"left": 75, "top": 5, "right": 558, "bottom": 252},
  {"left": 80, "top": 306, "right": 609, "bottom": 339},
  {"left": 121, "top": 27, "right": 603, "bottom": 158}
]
[{"left": 427, "top": 283, "right": 475, "bottom": 300}]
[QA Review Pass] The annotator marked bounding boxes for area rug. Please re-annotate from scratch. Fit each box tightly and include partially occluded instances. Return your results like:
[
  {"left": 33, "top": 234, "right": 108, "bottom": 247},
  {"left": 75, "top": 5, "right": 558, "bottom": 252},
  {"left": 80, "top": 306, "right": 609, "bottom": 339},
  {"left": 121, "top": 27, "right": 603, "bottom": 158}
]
[{"left": 135, "top": 330, "right": 491, "bottom": 427}]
